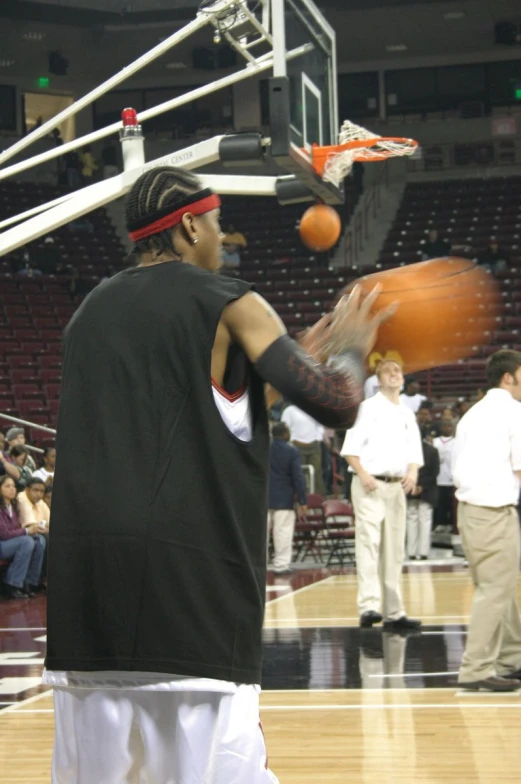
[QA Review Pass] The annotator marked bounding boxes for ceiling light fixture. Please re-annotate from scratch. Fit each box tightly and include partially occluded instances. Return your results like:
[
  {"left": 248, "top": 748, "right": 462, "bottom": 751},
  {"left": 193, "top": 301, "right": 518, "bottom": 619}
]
[
  {"left": 165, "top": 61, "right": 188, "bottom": 69},
  {"left": 386, "top": 44, "right": 407, "bottom": 52},
  {"left": 0, "top": 59, "right": 15, "bottom": 67},
  {"left": 443, "top": 11, "right": 466, "bottom": 20}
]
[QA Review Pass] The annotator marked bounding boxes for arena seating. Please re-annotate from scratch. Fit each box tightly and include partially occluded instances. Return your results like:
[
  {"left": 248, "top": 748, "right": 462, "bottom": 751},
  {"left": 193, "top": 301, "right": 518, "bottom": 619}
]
[
  {"left": 2, "top": 175, "right": 521, "bottom": 430},
  {"left": 376, "top": 176, "right": 521, "bottom": 400},
  {"left": 0, "top": 180, "right": 128, "bottom": 442}
]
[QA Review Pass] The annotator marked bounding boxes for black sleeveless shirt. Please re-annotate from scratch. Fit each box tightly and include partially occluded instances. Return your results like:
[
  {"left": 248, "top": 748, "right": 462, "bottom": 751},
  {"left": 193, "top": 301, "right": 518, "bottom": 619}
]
[{"left": 45, "top": 262, "right": 269, "bottom": 684}]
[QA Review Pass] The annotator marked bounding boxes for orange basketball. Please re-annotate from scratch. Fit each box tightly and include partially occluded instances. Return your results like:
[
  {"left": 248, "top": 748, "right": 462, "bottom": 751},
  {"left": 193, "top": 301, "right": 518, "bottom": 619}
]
[
  {"left": 343, "top": 258, "right": 501, "bottom": 374},
  {"left": 299, "top": 204, "right": 342, "bottom": 252}
]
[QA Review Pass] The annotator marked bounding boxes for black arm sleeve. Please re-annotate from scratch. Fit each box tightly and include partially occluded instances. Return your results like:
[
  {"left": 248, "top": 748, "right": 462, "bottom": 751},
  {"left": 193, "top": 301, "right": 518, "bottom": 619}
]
[{"left": 254, "top": 334, "right": 364, "bottom": 428}]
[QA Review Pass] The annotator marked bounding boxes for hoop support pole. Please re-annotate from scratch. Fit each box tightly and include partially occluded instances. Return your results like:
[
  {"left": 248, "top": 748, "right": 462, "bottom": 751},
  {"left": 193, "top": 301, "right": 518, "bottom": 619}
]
[
  {"left": 0, "top": 43, "right": 312, "bottom": 184},
  {"left": 0, "top": 0, "right": 241, "bottom": 168}
]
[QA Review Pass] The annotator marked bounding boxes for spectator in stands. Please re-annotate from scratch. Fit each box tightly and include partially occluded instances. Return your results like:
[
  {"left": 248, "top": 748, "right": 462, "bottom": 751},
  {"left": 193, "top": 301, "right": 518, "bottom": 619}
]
[
  {"left": 5, "top": 428, "right": 36, "bottom": 471},
  {"left": 433, "top": 417, "right": 456, "bottom": 533},
  {"left": 41, "top": 237, "right": 61, "bottom": 274},
  {"left": 364, "top": 372, "right": 379, "bottom": 399},
  {"left": 416, "top": 402, "right": 439, "bottom": 440},
  {"left": 421, "top": 229, "right": 451, "bottom": 261},
  {"left": 455, "top": 397, "right": 472, "bottom": 423},
  {"left": 282, "top": 404, "right": 325, "bottom": 495},
  {"left": 9, "top": 446, "right": 33, "bottom": 492},
  {"left": 400, "top": 376, "right": 427, "bottom": 413},
  {"left": 65, "top": 150, "right": 82, "bottom": 190},
  {"left": 0, "top": 448, "right": 21, "bottom": 483},
  {"left": 33, "top": 447, "right": 56, "bottom": 486},
  {"left": 80, "top": 145, "right": 98, "bottom": 184},
  {"left": 0, "top": 475, "right": 46, "bottom": 599},
  {"left": 477, "top": 237, "right": 510, "bottom": 276},
  {"left": 0, "top": 433, "right": 5, "bottom": 453},
  {"left": 68, "top": 216, "right": 94, "bottom": 234},
  {"left": 44, "top": 483, "right": 52, "bottom": 510},
  {"left": 18, "top": 477, "right": 49, "bottom": 584},
  {"left": 16, "top": 247, "right": 42, "bottom": 277},
  {"left": 268, "top": 422, "right": 307, "bottom": 575},
  {"left": 221, "top": 223, "right": 247, "bottom": 269},
  {"left": 406, "top": 431, "right": 440, "bottom": 560},
  {"left": 101, "top": 143, "right": 119, "bottom": 179}
]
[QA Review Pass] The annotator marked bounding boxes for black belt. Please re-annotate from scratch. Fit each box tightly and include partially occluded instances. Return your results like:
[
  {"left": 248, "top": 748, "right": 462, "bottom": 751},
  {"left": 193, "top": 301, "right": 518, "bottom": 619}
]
[{"left": 374, "top": 475, "right": 402, "bottom": 483}]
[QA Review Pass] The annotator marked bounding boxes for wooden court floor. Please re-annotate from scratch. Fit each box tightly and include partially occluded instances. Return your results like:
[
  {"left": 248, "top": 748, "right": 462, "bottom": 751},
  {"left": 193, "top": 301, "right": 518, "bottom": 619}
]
[{"left": 2, "top": 569, "right": 521, "bottom": 783}]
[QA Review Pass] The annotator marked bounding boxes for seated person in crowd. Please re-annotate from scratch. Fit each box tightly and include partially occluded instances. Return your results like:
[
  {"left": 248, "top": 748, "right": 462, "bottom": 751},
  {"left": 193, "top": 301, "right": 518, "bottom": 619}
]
[
  {"left": 18, "top": 477, "right": 50, "bottom": 583},
  {"left": 0, "top": 475, "right": 46, "bottom": 599},
  {"left": 421, "top": 229, "right": 451, "bottom": 260},
  {"left": 5, "top": 428, "right": 36, "bottom": 471},
  {"left": 406, "top": 432, "right": 440, "bottom": 561},
  {"left": 44, "top": 483, "right": 52, "bottom": 510},
  {"left": 400, "top": 377, "right": 427, "bottom": 413},
  {"left": 41, "top": 237, "right": 61, "bottom": 274},
  {"left": 477, "top": 237, "right": 510, "bottom": 276},
  {"left": 0, "top": 447, "right": 21, "bottom": 483},
  {"left": 9, "top": 446, "right": 33, "bottom": 492},
  {"left": 0, "top": 433, "right": 5, "bottom": 453},
  {"left": 221, "top": 223, "right": 247, "bottom": 269},
  {"left": 33, "top": 447, "right": 56, "bottom": 486}
]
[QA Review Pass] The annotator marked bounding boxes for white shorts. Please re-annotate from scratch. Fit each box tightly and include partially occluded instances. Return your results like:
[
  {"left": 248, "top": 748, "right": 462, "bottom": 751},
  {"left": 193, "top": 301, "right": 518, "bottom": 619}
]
[{"left": 52, "top": 683, "right": 279, "bottom": 784}]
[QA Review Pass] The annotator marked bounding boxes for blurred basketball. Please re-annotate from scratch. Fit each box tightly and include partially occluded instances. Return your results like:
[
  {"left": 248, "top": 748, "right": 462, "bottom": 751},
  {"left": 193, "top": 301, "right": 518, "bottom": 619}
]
[
  {"left": 341, "top": 258, "right": 501, "bottom": 374},
  {"left": 299, "top": 204, "right": 342, "bottom": 252}
]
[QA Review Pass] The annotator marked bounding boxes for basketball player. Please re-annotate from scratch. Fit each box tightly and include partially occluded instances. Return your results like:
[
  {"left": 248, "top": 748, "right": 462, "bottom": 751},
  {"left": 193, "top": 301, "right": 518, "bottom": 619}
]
[{"left": 44, "top": 166, "right": 392, "bottom": 783}]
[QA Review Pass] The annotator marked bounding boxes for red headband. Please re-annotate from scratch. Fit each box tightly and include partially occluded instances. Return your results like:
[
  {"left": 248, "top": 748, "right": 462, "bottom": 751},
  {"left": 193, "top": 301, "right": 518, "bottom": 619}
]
[{"left": 128, "top": 193, "right": 221, "bottom": 242}]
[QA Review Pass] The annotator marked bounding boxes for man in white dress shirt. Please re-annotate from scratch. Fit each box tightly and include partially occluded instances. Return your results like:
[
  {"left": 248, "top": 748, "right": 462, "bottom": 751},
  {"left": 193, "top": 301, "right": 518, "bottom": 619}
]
[
  {"left": 363, "top": 373, "right": 379, "bottom": 399},
  {"left": 281, "top": 404, "right": 325, "bottom": 495},
  {"left": 453, "top": 350, "right": 521, "bottom": 692},
  {"left": 400, "top": 377, "right": 427, "bottom": 413},
  {"left": 342, "top": 360, "right": 423, "bottom": 631}
]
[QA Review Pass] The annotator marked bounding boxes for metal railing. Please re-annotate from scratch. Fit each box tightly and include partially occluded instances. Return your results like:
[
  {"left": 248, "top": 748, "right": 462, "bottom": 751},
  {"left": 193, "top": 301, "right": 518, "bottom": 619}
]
[{"left": 0, "top": 412, "right": 56, "bottom": 454}]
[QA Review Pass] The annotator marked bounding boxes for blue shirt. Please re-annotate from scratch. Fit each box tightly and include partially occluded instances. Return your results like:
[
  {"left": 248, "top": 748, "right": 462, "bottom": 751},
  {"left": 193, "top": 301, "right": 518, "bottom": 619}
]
[{"left": 268, "top": 438, "right": 307, "bottom": 509}]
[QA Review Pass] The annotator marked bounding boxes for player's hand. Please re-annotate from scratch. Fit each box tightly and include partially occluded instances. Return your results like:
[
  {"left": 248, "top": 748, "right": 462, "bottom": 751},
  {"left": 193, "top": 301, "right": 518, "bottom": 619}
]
[
  {"left": 360, "top": 471, "right": 378, "bottom": 493},
  {"left": 326, "top": 285, "right": 397, "bottom": 359},
  {"left": 297, "top": 504, "right": 308, "bottom": 517},
  {"left": 401, "top": 469, "right": 418, "bottom": 495}
]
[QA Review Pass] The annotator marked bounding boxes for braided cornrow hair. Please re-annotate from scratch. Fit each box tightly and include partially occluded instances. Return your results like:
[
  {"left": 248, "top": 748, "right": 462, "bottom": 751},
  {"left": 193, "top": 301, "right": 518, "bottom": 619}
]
[{"left": 125, "top": 166, "right": 202, "bottom": 258}]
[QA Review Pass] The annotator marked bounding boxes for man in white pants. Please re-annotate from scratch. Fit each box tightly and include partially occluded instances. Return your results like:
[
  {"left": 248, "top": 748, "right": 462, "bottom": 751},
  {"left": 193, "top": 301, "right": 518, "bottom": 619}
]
[
  {"left": 454, "top": 349, "right": 521, "bottom": 692},
  {"left": 268, "top": 422, "right": 308, "bottom": 574},
  {"left": 342, "top": 359, "right": 423, "bottom": 631}
]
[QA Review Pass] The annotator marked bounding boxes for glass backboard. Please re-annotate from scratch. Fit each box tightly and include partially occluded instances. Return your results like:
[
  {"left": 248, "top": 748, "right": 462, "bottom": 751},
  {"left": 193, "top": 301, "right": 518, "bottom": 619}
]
[
  {"left": 268, "top": 0, "right": 341, "bottom": 203},
  {"left": 285, "top": 0, "right": 338, "bottom": 152}
]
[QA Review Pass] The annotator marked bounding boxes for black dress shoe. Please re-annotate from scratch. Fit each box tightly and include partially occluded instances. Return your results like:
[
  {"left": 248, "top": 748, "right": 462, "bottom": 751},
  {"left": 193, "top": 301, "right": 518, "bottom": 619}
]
[
  {"left": 5, "top": 586, "right": 29, "bottom": 600},
  {"left": 273, "top": 567, "right": 296, "bottom": 576},
  {"left": 360, "top": 610, "right": 383, "bottom": 628},
  {"left": 502, "top": 668, "right": 521, "bottom": 680},
  {"left": 383, "top": 616, "right": 422, "bottom": 632},
  {"left": 459, "top": 676, "right": 521, "bottom": 692}
]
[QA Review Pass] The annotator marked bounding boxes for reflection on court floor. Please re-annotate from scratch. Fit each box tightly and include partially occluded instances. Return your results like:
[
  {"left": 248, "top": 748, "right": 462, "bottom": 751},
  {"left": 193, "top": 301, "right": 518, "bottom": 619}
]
[{"left": 2, "top": 567, "right": 521, "bottom": 783}]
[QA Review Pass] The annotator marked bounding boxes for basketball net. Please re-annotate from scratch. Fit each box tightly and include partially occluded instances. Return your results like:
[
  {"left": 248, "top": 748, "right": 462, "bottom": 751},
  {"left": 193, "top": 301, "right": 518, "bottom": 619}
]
[{"left": 312, "top": 120, "right": 419, "bottom": 187}]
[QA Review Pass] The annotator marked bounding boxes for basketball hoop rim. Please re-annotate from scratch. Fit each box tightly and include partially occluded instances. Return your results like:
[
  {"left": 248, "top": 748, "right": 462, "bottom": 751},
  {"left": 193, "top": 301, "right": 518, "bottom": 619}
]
[{"left": 309, "top": 135, "right": 419, "bottom": 175}]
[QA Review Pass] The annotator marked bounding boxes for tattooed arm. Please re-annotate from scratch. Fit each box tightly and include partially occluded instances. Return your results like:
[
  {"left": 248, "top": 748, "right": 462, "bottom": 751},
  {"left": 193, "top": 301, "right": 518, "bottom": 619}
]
[{"left": 220, "top": 288, "right": 392, "bottom": 428}]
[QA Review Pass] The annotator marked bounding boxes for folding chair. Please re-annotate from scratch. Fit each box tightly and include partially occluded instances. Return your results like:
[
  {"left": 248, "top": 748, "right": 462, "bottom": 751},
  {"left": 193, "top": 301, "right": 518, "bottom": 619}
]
[
  {"left": 322, "top": 499, "right": 356, "bottom": 567},
  {"left": 293, "top": 493, "right": 325, "bottom": 563}
]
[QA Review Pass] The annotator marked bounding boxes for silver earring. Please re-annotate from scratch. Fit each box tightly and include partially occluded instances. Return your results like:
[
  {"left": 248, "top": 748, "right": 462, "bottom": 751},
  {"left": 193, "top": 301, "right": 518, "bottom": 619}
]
[{"left": 193, "top": 236, "right": 199, "bottom": 245}]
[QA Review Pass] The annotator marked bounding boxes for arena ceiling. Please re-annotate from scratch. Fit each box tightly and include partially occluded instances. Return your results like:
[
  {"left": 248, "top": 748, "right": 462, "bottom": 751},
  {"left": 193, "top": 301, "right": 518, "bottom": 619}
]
[{"left": 0, "top": 0, "right": 520, "bottom": 82}]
